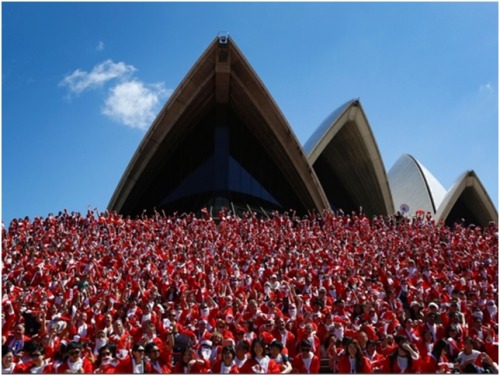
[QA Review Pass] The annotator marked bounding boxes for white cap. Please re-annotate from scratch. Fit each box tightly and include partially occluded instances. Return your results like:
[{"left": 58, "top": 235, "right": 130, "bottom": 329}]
[
  {"left": 200, "top": 340, "right": 213, "bottom": 348},
  {"left": 116, "top": 349, "right": 129, "bottom": 360},
  {"left": 428, "top": 302, "right": 439, "bottom": 310}
]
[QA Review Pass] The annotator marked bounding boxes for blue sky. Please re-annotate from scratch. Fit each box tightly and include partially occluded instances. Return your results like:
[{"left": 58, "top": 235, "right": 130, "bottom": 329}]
[{"left": 2, "top": 2, "right": 498, "bottom": 225}]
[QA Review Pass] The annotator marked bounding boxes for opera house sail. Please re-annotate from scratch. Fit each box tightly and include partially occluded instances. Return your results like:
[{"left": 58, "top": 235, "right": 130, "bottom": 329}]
[
  {"left": 303, "top": 99, "right": 394, "bottom": 218},
  {"left": 108, "top": 35, "right": 330, "bottom": 217},
  {"left": 109, "top": 34, "right": 497, "bottom": 225},
  {"left": 388, "top": 155, "right": 497, "bottom": 227}
]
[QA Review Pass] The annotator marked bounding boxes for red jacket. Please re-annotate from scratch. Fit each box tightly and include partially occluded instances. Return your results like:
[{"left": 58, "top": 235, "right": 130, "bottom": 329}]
[
  {"left": 149, "top": 358, "right": 172, "bottom": 374},
  {"left": 92, "top": 361, "right": 119, "bottom": 374},
  {"left": 55, "top": 357, "right": 94, "bottom": 374},
  {"left": 336, "top": 354, "right": 373, "bottom": 373},
  {"left": 173, "top": 358, "right": 210, "bottom": 374},
  {"left": 382, "top": 354, "right": 421, "bottom": 374},
  {"left": 422, "top": 354, "right": 453, "bottom": 374},
  {"left": 291, "top": 353, "right": 320, "bottom": 374},
  {"left": 115, "top": 356, "right": 153, "bottom": 374},
  {"left": 211, "top": 359, "right": 240, "bottom": 373},
  {"left": 271, "top": 329, "right": 296, "bottom": 358},
  {"left": 239, "top": 357, "right": 281, "bottom": 374}
]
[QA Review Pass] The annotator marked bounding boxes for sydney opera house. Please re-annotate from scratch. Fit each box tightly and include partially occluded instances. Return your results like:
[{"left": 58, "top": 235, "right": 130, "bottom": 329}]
[{"left": 108, "top": 34, "right": 497, "bottom": 227}]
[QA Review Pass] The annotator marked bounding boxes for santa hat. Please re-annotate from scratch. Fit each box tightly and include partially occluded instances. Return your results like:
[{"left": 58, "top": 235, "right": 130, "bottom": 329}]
[{"left": 200, "top": 340, "right": 213, "bottom": 348}]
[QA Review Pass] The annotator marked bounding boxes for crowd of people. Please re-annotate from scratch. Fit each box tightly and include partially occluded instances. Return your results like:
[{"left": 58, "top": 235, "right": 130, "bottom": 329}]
[{"left": 1, "top": 208, "right": 498, "bottom": 373}]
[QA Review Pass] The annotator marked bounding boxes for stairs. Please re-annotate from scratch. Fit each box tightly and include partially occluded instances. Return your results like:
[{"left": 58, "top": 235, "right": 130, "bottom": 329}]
[{"left": 319, "top": 356, "right": 332, "bottom": 373}]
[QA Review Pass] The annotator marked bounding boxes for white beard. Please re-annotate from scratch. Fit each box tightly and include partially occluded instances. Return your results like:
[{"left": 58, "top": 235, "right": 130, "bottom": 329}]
[
  {"left": 101, "top": 357, "right": 113, "bottom": 365},
  {"left": 200, "top": 309, "right": 209, "bottom": 318},
  {"left": 200, "top": 348, "right": 211, "bottom": 360},
  {"left": 487, "top": 306, "right": 497, "bottom": 317},
  {"left": 334, "top": 327, "right": 344, "bottom": 340},
  {"left": 95, "top": 338, "right": 108, "bottom": 349}
]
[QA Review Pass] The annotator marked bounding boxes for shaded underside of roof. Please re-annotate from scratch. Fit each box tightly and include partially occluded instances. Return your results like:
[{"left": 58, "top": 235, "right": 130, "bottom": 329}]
[
  {"left": 437, "top": 171, "right": 498, "bottom": 227},
  {"left": 108, "top": 37, "right": 329, "bottom": 217},
  {"left": 306, "top": 100, "right": 394, "bottom": 217}
]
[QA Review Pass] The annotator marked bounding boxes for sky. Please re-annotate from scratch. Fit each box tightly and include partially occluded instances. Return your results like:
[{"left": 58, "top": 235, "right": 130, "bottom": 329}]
[{"left": 2, "top": 2, "right": 498, "bottom": 226}]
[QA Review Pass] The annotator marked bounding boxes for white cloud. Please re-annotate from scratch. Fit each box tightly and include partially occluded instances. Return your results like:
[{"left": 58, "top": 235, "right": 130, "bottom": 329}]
[
  {"left": 102, "top": 80, "right": 171, "bottom": 130},
  {"left": 59, "top": 60, "right": 136, "bottom": 95},
  {"left": 479, "top": 82, "right": 494, "bottom": 94},
  {"left": 97, "top": 41, "right": 105, "bottom": 51},
  {"left": 60, "top": 59, "right": 172, "bottom": 129}
]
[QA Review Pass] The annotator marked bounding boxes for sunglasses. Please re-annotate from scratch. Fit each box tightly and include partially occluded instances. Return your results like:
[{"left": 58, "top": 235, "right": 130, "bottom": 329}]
[
  {"left": 301, "top": 347, "right": 311, "bottom": 351},
  {"left": 102, "top": 352, "right": 111, "bottom": 356},
  {"left": 69, "top": 351, "right": 81, "bottom": 355}
]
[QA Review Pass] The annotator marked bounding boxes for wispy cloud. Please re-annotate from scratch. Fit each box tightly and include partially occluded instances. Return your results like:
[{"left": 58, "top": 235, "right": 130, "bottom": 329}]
[
  {"left": 97, "top": 41, "right": 105, "bottom": 51},
  {"left": 102, "top": 81, "right": 171, "bottom": 130},
  {"left": 60, "top": 60, "right": 172, "bottom": 129},
  {"left": 59, "top": 60, "right": 136, "bottom": 95},
  {"left": 479, "top": 82, "right": 494, "bottom": 94}
]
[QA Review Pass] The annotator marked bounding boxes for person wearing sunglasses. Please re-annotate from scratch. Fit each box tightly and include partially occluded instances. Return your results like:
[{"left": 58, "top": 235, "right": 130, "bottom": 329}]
[
  {"left": 291, "top": 339, "right": 320, "bottom": 374},
  {"left": 145, "top": 342, "right": 172, "bottom": 374},
  {"left": 24, "top": 346, "right": 55, "bottom": 374},
  {"left": 55, "top": 342, "right": 93, "bottom": 374},
  {"left": 92, "top": 344, "right": 118, "bottom": 374},
  {"left": 116, "top": 343, "right": 152, "bottom": 374}
]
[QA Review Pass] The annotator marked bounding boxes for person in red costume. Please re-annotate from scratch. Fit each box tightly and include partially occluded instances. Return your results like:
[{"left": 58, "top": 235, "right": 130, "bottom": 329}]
[
  {"left": 115, "top": 343, "right": 153, "bottom": 374},
  {"left": 173, "top": 346, "right": 210, "bottom": 374},
  {"left": 210, "top": 345, "right": 240, "bottom": 374},
  {"left": 145, "top": 342, "right": 172, "bottom": 374},
  {"left": 382, "top": 339, "right": 421, "bottom": 374},
  {"left": 364, "top": 339, "right": 385, "bottom": 372},
  {"left": 25, "top": 346, "right": 56, "bottom": 374},
  {"left": 268, "top": 340, "right": 292, "bottom": 374},
  {"left": 55, "top": 342, "right": 93, "bottom": 374},
  {"left": 108, "top": 319, "right": 131, "bottom": 353},
  {"left": 291, "top": 339, "right": 320, "bottom": 374},
  {"left": 336, "top": 338, "right": 373, "bottom": 373},
  {"left": 239, "top": 338, "right": 280, "bottom": 374},
  {"left": 5, "top": 323, "right": 30, "bottom": 357},
  {"left": 92, "top": 345, "right": 119, "bottom": 374},
  {"left": 422, "top": 339, "right": 453, "bottom": 373},
  {"left": 2, "top": 346, "right": 22, "bottom": 374}
]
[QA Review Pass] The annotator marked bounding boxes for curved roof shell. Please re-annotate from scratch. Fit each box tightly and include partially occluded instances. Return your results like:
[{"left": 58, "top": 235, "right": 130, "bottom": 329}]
[
  {"left": 436, "top": 170, "right": 498, "bottom": 227},
  {"left": 388, "top": 154, "right": 497, "bottom": 226},
  {"left": 304, "top": 99, "right": 394, "bottom": 217},
  {"left": 108, "top": 36, "right": 329, "bottom": 216},
  {"left": 388, "top": 154, "right": 447, "bottom": 215}
]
